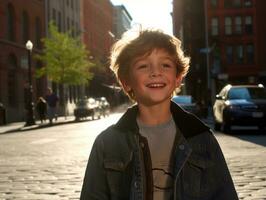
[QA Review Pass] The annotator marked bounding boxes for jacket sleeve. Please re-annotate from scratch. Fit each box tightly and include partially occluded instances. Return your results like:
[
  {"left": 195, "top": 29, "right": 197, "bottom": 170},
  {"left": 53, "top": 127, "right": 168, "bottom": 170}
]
[
  {"left": 80, "top": 135, "right": 109, "bottom": 200},
  {"left": 209, "top": 132, "right": 239, "bottom": 200}
]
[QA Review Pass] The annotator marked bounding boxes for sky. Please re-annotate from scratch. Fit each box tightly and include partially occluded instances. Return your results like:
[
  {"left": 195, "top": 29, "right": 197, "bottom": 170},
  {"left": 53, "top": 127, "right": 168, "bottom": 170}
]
[{"left": 110, "top": 0, "right": 173, "bottom": 34}]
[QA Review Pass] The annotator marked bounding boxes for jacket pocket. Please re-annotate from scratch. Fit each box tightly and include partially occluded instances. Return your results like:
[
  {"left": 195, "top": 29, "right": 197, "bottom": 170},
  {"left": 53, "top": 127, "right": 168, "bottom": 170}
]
[
  {"left": 182, "top": 156, "right": 214, "bottom": 198},
  {"left": 103, "top": 154, "right": 132, "bottom": 199}
]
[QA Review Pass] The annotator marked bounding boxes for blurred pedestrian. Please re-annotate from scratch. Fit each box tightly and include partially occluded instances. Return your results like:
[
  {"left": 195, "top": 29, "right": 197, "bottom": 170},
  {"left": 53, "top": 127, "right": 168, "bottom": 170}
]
[
  {"left": 45, "top": 88, "right": 58, "bottom": 124},
  {"left": 36, "top": 97, "right": 47, "bottom": 123}
]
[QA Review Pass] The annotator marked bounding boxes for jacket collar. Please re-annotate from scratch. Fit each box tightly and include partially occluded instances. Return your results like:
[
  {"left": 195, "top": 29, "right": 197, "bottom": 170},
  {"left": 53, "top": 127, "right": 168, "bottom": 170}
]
[{"left": 115, "top": 101, "right": 210, "bottom": 139}]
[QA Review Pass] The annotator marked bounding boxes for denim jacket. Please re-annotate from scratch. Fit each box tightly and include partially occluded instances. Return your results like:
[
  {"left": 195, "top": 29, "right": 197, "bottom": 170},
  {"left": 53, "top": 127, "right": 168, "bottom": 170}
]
[{"left": 80, "top": 102, "right": 238, "bottom": 200}]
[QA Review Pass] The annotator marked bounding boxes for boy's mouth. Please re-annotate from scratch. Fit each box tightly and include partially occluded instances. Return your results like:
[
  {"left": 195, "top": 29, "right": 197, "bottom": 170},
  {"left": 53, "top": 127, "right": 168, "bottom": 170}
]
[{"left": 146, "top": 83, "right": 166, "bottom": 88}]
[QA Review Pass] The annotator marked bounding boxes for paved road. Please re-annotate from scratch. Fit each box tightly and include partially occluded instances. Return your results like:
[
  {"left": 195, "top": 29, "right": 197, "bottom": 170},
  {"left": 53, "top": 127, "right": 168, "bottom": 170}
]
[
  {"left": 215, "top": 131, "right": 266, "bottom": 200},
  {"left": 0, "top": 114, "right": 266, "bottom": 200}
]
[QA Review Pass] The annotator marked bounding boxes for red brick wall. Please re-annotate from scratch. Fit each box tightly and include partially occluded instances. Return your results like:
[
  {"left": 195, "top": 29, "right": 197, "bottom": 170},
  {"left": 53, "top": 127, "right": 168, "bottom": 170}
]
[
  {"left": 0, "top": 0, "right": 46, "bottom": 122},
  {"left": 81, "top": 0, "right": 113, "bottom": 60}
]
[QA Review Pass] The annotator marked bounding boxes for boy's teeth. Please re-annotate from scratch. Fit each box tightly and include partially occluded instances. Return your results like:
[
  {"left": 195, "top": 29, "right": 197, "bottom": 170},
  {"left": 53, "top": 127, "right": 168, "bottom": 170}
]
[{"left": 147, "top": 83, "right": 165, "bottom": 88}]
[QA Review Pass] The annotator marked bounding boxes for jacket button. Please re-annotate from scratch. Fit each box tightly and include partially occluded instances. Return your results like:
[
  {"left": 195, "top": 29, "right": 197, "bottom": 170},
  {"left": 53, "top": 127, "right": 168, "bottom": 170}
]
[{"left": 179, "top": 144, "right": 185, "bottom": 150}]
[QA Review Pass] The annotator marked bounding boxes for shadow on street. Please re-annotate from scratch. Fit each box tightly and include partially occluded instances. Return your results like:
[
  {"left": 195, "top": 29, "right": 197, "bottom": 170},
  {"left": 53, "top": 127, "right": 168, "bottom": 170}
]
[{"left": 225, "top": 129, "right": 266, "bottom": 147}]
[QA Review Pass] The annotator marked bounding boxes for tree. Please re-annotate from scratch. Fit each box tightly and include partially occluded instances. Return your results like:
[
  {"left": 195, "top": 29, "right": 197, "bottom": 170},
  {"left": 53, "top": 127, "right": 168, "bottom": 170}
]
[{"left": 36, "top": 22, "right": 94, "bottom": 86}]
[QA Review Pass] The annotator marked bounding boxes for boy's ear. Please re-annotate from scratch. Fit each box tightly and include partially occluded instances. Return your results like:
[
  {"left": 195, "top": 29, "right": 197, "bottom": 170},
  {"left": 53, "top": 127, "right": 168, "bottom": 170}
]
[
  {"left": 175, "top": 75, "right": 183, "bottom": 87},
  {"left": 121, "top": 79, "right": 131, "bottom": 92}
]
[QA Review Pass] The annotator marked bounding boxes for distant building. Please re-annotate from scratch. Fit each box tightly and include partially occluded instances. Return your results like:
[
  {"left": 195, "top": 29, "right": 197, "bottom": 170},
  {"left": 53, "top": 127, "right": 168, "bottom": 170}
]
[
  {"left": 45, "top": 0, "right": 81, "bottom": 35},
  {"left": 0, "top": 0, "right": 46, "bottom": 122},
  {"left": 173, "top": 0, "right": 266, "bottom": 104},
  {"left": 81, "top": 0, "right": 113, "bottom": 62},
  {"left": 80, "top": 0, "right": 116, "bottom": 101},
  {"left": 113, "top": 5, "right": 132, "bottom": 39},
  {"left": 45, "top": 0, "right": 82, "bottom": 108},
  {"left": 172, "top": 0, "right": 208, "bottom": 103}
]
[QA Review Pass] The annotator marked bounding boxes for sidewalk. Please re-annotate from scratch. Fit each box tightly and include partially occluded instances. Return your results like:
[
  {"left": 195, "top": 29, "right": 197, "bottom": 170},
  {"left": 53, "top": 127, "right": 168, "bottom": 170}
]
[
  {"left": 0, "top": 115, "right": 75, "bottom": 134},
  {"left": 0, "top": 103, "right": 131, "bottom": 135}
]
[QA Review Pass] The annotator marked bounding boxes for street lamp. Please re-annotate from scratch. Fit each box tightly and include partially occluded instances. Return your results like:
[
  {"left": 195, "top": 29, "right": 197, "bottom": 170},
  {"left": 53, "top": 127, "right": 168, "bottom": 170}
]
[{"left": 24, "top": 40, "right": 36, "bottom": 126}]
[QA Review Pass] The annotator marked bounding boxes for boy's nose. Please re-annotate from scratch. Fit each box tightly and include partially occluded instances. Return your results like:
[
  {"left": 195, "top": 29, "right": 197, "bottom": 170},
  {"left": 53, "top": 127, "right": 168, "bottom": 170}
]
[{"left": 149, "top": 65, "right": 162, "bottom": 77}]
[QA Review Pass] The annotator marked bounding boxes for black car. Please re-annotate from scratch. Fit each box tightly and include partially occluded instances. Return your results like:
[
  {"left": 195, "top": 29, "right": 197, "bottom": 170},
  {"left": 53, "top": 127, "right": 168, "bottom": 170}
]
[
  {"left": 213, "top": 84, "right": 266, "bottom": 132},
  {"left": 172, "top": 95, "right": 200, "bottom": 116},
  {"left": 74, "top": 98, "right": 101, "bottom": 121}
]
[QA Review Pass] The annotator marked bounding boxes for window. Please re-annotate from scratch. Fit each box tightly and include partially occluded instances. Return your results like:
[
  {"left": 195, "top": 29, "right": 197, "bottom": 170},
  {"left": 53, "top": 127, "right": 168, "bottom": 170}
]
[
  {"left": 246, "top": 44, "right": 254, "bottom": 64},
  {"left": 76, "top": 22, "right": 79, "bottom": 36},
  {"left": 235, "top": 16, "right": 242, "bottom": 34},
  {"left": 52, "top": 8, "right": 56, "bottom": 23},
  {"left": 225, "top": 0, "right": 241, "bottom": 8},
  {"left": 71, "top": 0, "right": 74, "bottom": 9},
  {"left": 71, "top": 20, "right": 75, "bottom": 37},
  {"left": 58, "top": 11, "right": 62, "bottom": 32},
  {"left": 35, "top": 17, "right": 41, "bottom": 48},
  {"left": 7, "top": 3, "right": 15, "bottom": 41},
  {"left": 8, "top": 54, "right": 18, "bottom": 106},
  {"left": 67, "top": 17, "right": 70, "bottom": 31},
  {"left": 236, "top": 45, "right": 244, "bottom": 63},
  {"left": 226, "top": 46, "right": 233, "bottom": 64},
  {"left": 244, "top": 0, "right": 252, "bottom": 7},
  {"left": 22, "top": 11, "right": 30, "bottom": 43},
  {"left": 211, "top": 17, "right": 219, "bottom": 36},
  {"left": 225, "top": 17, "right": 232, "bottom": 35},
  {"left": 245, "top": 16, "right": 253, "bottom": 34},
  {"left": 233, "top": 0, "right": 241, "bottom": 7},
  {"left": 211, "top": 0, "right": 218, "bottom": 8},
  {"left": 69, "top": 86, "right": 73, "bottom": 103}
]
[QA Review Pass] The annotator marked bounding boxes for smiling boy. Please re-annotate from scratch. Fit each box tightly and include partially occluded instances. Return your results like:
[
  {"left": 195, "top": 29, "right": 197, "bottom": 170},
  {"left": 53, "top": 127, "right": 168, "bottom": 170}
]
[{"left": 80, "top": 29, "right": 238, "bottom": 200}]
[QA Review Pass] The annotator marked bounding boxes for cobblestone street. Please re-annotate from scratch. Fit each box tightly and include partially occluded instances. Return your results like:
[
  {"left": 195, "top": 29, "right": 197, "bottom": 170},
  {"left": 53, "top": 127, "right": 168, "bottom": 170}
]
[
  {"left": 0, "top": 114, "right": 266, "bottom": 199},
  {"left": 216, "top": 132, "right": 266, "bottom": 200}
]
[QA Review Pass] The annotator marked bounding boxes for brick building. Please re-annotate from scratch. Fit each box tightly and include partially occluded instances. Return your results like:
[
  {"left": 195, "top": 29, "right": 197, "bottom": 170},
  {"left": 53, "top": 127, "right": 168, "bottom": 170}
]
[
  {"left": 0, "top": 0, "right": 46, "bottom": 122},
  {"left": 81, "top": 0, "right": 116, "bottom": 101},
  {"left": 173, "top": 0, "right": 266, "bottom": 104}
]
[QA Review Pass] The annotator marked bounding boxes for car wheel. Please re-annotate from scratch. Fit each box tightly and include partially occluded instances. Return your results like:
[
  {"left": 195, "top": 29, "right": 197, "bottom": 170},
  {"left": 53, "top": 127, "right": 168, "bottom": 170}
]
[
  {"left": 214, "top": 121, "right": 221, "bottom": 131},
  {"left": 223, "top": 123, "right": 231, "bottom": 133}
]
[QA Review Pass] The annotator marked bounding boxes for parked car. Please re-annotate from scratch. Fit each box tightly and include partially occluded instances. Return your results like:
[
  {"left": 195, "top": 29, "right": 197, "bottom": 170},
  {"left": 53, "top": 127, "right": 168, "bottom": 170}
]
[
  {"left": 213, "top": 84, "right": 266, "bottom": 132},
  {"left": 98, "top": 97, "right": 110, "bottom": 117},
  {"left": 74, "top": 98, "right": 101, "bottom": 121},
  {"left": 172, "top": 95, "right": 200, "bottom": 116}
]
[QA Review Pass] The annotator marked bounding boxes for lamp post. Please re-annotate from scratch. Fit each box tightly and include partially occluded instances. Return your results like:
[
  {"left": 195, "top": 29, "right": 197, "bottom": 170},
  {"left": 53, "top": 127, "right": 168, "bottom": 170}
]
[{"left": 25, "top": 40, "right": 36, "bottom": 126}]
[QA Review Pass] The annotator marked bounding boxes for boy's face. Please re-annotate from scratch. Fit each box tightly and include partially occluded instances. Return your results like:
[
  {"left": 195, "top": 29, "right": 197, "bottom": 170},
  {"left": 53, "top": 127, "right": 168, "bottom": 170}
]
[{"left": 122, "top": 49, "right": 182, "bottom": 106}]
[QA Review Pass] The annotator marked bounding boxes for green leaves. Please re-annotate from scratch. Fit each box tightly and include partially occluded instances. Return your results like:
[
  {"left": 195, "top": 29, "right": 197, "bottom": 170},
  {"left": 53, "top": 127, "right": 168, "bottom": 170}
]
[{"left": 35, "top": 22, "right": 94, "bottom": 85}]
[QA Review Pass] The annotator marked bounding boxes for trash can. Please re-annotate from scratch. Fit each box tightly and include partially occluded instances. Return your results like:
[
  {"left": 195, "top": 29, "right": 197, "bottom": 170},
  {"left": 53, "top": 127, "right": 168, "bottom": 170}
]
[{"left": 0, "top": 103, "right": 6, "bottom": 125}]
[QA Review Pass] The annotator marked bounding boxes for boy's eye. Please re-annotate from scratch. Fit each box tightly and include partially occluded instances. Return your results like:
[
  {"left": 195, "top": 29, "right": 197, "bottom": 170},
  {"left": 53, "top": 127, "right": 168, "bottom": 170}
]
[
  {"left": 162, "top": 64, "right": 171, "bottom": 68},
  {"left": 162, "top": 62, "right": 174, "bottom": 68},
  {"left": 137, "top": 64, "right": 147, "bottom": 69}
]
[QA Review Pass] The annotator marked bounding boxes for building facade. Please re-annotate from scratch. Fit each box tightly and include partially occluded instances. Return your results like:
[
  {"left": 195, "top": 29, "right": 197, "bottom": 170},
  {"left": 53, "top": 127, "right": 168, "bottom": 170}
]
[
  {"left": 113, "top": 5, "right": 132, "bottom": 39},
  {"left": 0, "top": 0, "right": 46, "bottom": 122},
  {"left": 45, "top": 0, "right": 81, "bottom": 111},
  {"left": 173, "top": 0, "right": 266, "bottom": 105},
  {"left": 81, "top": 0, "right": 116, "bottom": 101},
  {"left": 172, "top": 0, "right": 208, "bottom": 103}
]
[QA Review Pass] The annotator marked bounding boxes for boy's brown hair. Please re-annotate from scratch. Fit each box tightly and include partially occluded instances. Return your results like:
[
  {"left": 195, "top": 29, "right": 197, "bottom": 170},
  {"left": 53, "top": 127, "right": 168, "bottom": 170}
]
[{"left": 109, "top": 28, "right": 190, "bottom": 98}]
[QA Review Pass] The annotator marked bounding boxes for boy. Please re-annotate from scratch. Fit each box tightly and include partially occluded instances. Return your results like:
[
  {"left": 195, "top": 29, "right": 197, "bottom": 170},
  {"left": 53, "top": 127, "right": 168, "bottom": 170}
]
[{"left": 80, "top": 29, "right": 238, "bottom": 200}]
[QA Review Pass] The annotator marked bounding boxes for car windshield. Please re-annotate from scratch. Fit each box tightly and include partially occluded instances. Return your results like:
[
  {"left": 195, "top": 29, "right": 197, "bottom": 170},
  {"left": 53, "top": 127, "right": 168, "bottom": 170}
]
[
  {"left": 228, "top": 87, "right": 266, "bottom": 100},
  {"left": 76, "top": 100, "right": 87, "bottom": 106},
  {"left": 172, "top": 96, "right": 192, "bottom": 104}
]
